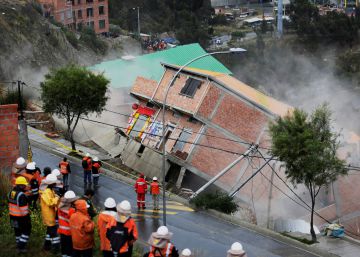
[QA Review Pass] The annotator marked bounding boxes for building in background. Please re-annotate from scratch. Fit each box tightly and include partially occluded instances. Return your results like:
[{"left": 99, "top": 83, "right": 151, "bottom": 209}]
[{"left": 38, "top": 0, "right": 109, "bottom": 34}]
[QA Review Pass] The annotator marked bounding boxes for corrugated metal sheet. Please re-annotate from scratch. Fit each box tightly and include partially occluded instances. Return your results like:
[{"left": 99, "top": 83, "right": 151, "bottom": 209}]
[{"left": 89, "top": 43, "right": 232, "bottom": 89}]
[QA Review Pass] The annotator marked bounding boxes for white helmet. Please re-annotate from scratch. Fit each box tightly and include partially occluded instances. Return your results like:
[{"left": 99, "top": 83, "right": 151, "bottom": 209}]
[
  {"left": 16, "top": 157, "right": 26, "bottom": 166},
  {"left": 117, "top": 200, "right": 131, "bottom": 214},
  {"left": 64, "top": 190, "right": 76, "bottom": 199},
  {"left": 157, "top": 226, "right": 169, "bottom": 236},
  {"left": 104, "top": 197, "right": 116, "bottom": 208},
  {"left": 181, "top": 248, "right": 192, "bottom": 256},
  {"left": 231, "top": 242, "right": 243, "bottom": 251},
  {"left": 51, "top": 169, "right": 61, "bottom": 177},
  {"left": 153, "top": 176, "right": 158, "bottom": 181},
  {"left": 26, "top": 162, "right": 36, "bottom": 170},
  {"left": 85, "top": 153, "right": 91, "bottom": 157},
  {"left": 93, "top": 157, "right": 99, "bottom": 162},
  {"left": 44, "top": 174, "right": 57, "bottom": 184}
]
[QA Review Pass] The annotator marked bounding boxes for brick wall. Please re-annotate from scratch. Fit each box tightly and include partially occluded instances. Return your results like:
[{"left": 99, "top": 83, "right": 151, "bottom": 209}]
[
  {"left": 212, "top": 94, "right": 269, "bottom": 143},
  {"left": 0, "top": 104, "right": 19, "bottom": 172},
  {"left": 131, "top": 77, "right": 158, "bottom": 99},
  {"left": 196, "top": 84, "right": 222, "bottom": 119},
  {"left": 153, "top": 70, "right": 209, "bottom": 114}
]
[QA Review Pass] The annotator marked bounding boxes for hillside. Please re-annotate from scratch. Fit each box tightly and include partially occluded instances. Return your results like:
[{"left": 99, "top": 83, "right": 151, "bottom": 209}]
[
  {"left": 0, "top": 0, "right": 114, "bottom": 84},
  {"left": 108, "top": 0, "right": 213, "bottom": 46}
]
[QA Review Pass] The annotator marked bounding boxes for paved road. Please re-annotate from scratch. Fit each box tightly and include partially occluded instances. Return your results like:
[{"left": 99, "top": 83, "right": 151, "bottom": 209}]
[{"left": 33, "top": 146, "right": 318, "bottom": 257}]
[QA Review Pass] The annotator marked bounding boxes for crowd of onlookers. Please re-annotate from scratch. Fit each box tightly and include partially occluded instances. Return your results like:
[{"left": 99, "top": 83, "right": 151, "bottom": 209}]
[
  {"left": 8, "top": 156, "right": 248, "bottom": 257},
  {"left": 143, "top": 39, "right": 168, "bottom": 52}
]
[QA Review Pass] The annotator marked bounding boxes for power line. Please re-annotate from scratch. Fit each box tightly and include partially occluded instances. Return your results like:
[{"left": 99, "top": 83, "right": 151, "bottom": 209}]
[
  {"left": 255, "top": 150, "right": 360, "bottom": 238},
  {"left": 104, "top": 107, "right": 272, "bottom": 150},
  {"left": 22, "top": 82, "right": 272, "bottom": 151}
]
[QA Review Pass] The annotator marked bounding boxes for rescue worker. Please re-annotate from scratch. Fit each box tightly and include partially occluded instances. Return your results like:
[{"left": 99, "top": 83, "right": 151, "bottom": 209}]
[
  {"left": 70, "top": 199, "right": 95, "bottom": 257},
  {"left": 11, "top": 157, "right": 27, "bottom": 187},
  {"left": 59, "top": 157, "right": 71, "bottom": 190},
  {"left": 144, "top": 226, "right": 179, "bottom": 257},
  {"left": 92, "top": 157, "right": 102, "bottom": 187},
  {"left": 40, "top": 173, "right": 60, "bottom": 252},
  {"left": 81, "top": 189, "right": 97, "bottom": 219},
  {"left": 82, "top": 153, "right": 92, "bottom": 186},
  {"left": 150, "top": 177, "right": 160, "bottom": 210},
  {"left": 134, "top": 173, "right": 147, "bottom": 209},
  {"left": 98, "top": 197, "right": 117, "bottom": 257},
  {"left": 8, "top": 177, "right": 31, "bottom": 253},
  {"left": 226, "top": 242, "right": 248, "bottom": 257},
  {"left": 106, "top": 200, "right": 138, "bottom": 257},
  {"left": 34, "top": 165, "right": 42, "bottom": 186},
  {"left": 23, "top": 162, "right": 39, "bottom": 209},
  {"left": 41, "top": 167, "right": 52, "bottom": 183},
  {"left": 180, "top": 249, "right": 192, "bottom": 257},
  {"left": 52, "top": 169, "right": 64, "bottom": 197},
  {"left": 58, "top": 190, "right": 78, "bottom": 257}
]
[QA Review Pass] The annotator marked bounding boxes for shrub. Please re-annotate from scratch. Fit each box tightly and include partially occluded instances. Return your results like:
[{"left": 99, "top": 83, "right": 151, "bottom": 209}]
[
  {"left": 62, "top": 28, "right": 79, "bottom": 48},
  {"left": 231, "top": 31, "right": 245, "bottom": 38},
  {"left": 190, "top": 191, "right": 238, "bottom": 214},
  {"left": 0, "top": 90, "right": 28, "bottom": 109},
  {"left": 80, "top": 27, "right": 108, "bottom": 54}
]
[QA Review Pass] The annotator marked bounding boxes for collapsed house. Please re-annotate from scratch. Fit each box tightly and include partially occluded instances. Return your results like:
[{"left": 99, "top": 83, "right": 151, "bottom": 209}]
[{"left": 89, "top": 44, "right": 360, "bottom": 237}]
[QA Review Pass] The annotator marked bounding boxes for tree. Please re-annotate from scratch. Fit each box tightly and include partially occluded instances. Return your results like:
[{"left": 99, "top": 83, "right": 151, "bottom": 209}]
[
  {"left": 41, "top": 65, "right": 109, "bottom": 150},
  {"left": 269, "top": 104, "right": 347, "bottom": 242}
]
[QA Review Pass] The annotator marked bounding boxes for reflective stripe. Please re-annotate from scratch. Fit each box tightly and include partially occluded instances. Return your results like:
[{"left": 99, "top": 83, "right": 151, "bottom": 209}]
[
  {"left": 21, "top": 235, "right": 29, "bottom": 239},
  {"left": 58, "top": 216, "right": 70, "bottom": 222},
  {"left": 166, "top": 243, "right": 172, "bottom": 257},
  {"left": 92, "top": 174, "right": 100, "bottom": 177},
  {"left": 137, "top": 182, "right": 145, "bottom": 185},
  {"left": 58, "top": 225, "right": 70, "bottom": 230},
  {"left": 19, "top": 238, "right": 28, "bottom": 242}
]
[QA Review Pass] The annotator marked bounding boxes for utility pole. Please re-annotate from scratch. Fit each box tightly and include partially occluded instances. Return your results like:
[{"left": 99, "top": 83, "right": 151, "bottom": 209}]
[
  {"left": 266, "top": 163, "right": 275, "bottom": 229},
  {"left": 191, "top": 145, "right": 257, "bottom": 199},
  {"left": 277, "top": 0, "right": 283, "bottom": 38},
  {"left": 137, "top": 6, "right": 140, "bottom": 39},
  {"left": 17, "top": 80, "right": 24, "bottom": 120}
]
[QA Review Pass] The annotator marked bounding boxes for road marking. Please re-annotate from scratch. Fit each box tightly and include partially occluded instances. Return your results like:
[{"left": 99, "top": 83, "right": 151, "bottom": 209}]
[
  {"left": 138, "top": 209, "right": 178, "bottom": 215},
  {"left": 166, "top": 201, "right": 184, "bottom": 206},
  {"left": 164, "top": 205, "right": 194, "bottom": 212},
  {"left": 132, "top": 213, "right": 161, "bottom": 219}
]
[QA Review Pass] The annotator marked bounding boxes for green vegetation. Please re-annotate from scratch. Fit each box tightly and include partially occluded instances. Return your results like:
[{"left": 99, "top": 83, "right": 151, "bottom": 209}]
[
  {"left": 62, "top": 27, "right": 79, "bottom": 49},
  {"left": 280, "top": 232, "right": 316, "bottom": 245},
  {"left": 80, "top": 27, "right": 108, "bottom": 54},
  {"left": 108, "top": 0, "right": 213, "bottom": 47},
  {"left": 190, "top": 192, "right": 238, "bottom": 214},
  {"left": 290, "top": 0, "right": 360, "bottom": 48},
  {"left": 41, "top": 65, "right": 110, "bottom": 150},
  {"left": 0, "top": 87, "right": 28, "bottom": 109},
  {"left": 269, "top": 104, "right": 347, "bottom": 242}
]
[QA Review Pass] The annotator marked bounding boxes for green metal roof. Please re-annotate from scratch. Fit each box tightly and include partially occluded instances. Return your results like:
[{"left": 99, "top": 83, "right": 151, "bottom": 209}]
[{"left": 89, "top": 43, "right": 232, "bottom": 89}]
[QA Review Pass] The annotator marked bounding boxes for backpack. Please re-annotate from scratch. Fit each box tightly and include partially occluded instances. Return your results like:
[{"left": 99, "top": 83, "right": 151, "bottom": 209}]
[
  {"left": 106, "top": 221, "right": 129, "bottom": 253},
  {"left": 82, "top": 159, "right": 89, "bottom": 169}
]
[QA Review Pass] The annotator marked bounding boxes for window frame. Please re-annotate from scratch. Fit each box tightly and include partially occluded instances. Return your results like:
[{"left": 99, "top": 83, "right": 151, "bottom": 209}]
[{"left": 179, "top": 77, "right": 202, "bottom": 98}]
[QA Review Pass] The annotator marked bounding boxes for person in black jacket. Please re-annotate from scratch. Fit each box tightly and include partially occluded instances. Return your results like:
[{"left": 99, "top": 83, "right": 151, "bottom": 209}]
[
  {"left": 81, "top": 189, "right": 97, "bottom": 219},
  {"left": 8, "top": 177, "right": 31, "bottom": 253}
]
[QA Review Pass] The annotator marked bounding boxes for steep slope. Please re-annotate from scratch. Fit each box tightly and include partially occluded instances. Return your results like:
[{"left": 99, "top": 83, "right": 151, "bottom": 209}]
[{"left": 0, "top": 0, "right": 101, "bottom": 83}]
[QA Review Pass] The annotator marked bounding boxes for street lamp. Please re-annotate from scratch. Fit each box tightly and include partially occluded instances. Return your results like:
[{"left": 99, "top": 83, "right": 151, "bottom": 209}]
[
  {"left": 161, "top": 48, "right": 246, "bottom": 225},
  {"left": 132, "top": 7, "right": 141, "bottom": 53}
]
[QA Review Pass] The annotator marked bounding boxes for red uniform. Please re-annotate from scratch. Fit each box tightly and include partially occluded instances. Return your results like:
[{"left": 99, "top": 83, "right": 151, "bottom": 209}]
[{"left": 134, "top": 176, "right": 147, "bottom": 209}]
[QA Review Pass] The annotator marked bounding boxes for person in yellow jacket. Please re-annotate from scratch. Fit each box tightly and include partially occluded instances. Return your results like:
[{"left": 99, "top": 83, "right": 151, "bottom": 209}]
[{"left": 40, "top": 174, "right": 60, "bottom": 253}]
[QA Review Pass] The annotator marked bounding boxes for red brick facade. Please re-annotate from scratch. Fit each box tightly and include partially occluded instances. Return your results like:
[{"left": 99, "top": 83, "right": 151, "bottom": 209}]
[
  {"left": 0, "top": 104, "right": 19, "bottom": 172},
  {"left": 152, "top": 70, "right": 209, "bottom": 114},
  {"left": 128, "top": 67, "right": 284, "bottom": 192},
  {"left": 38, "top": 0, "right": 109, "bottom": 34}
]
